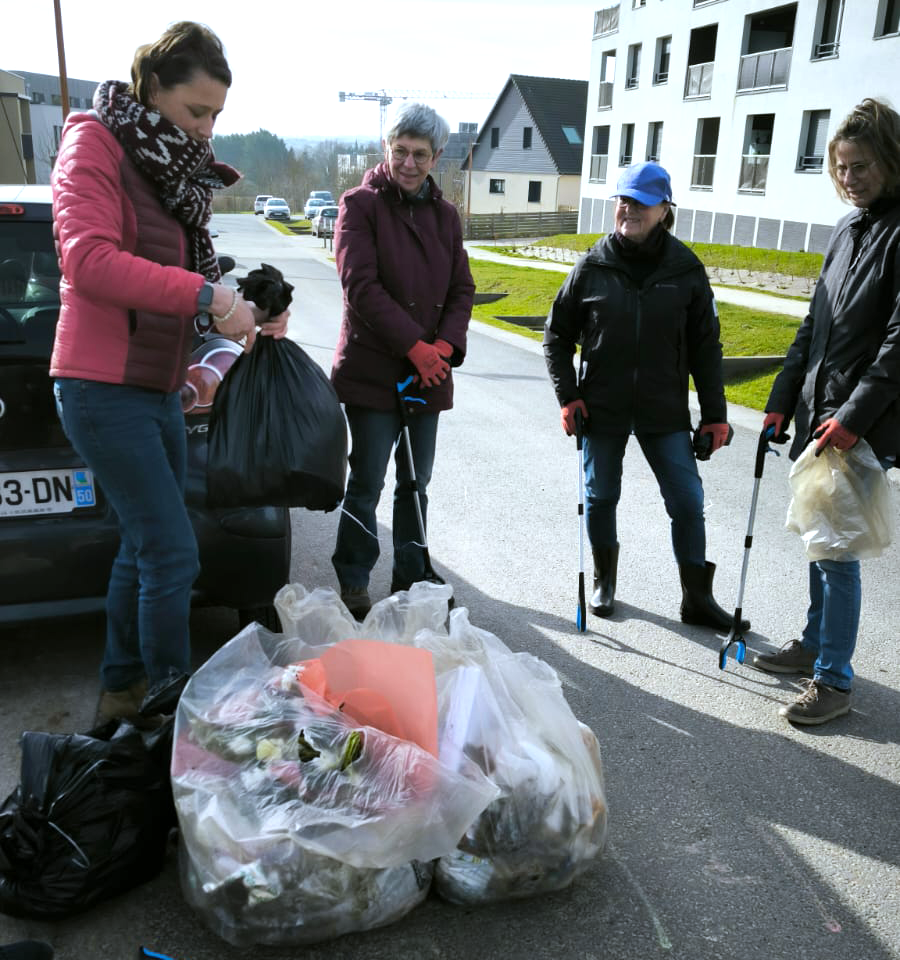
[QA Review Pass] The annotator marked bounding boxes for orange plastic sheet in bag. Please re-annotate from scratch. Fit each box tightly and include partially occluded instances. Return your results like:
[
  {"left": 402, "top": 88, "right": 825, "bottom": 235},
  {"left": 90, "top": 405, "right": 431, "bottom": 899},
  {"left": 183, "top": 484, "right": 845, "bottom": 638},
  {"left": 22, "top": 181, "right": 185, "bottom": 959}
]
[{"left": 295, "top": 638, "right": 438, "bottom": 757}]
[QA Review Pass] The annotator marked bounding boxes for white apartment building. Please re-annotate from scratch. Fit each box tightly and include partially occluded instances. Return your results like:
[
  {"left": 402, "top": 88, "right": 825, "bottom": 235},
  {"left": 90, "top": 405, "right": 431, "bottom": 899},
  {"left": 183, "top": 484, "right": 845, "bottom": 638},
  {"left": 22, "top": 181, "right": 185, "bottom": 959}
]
[{"left": 579, "top": 0, "right": 900, "bottom": 252}]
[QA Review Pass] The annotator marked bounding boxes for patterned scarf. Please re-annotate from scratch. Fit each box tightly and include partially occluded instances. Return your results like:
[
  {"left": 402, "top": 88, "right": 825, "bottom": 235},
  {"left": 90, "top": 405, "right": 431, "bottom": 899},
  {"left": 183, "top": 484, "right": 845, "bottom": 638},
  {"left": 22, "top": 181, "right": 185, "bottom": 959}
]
[{"left": 93, "top": 80, "right": 239, "bottom": 282}]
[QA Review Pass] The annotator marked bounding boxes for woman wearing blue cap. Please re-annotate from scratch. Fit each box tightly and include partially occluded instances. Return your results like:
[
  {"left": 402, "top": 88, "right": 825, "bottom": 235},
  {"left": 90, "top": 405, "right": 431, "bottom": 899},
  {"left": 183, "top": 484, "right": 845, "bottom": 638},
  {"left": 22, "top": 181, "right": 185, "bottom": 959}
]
[{"left": 544, "top": 161, "right": 740, "bottom": 628}]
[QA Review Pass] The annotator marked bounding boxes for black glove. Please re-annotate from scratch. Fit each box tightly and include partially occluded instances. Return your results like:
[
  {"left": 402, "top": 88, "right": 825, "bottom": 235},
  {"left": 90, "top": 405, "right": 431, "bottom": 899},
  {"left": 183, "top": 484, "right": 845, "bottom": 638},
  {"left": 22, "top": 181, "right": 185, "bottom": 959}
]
[{"left": 692, "top": 423, "right": 734, "bottom": 461}]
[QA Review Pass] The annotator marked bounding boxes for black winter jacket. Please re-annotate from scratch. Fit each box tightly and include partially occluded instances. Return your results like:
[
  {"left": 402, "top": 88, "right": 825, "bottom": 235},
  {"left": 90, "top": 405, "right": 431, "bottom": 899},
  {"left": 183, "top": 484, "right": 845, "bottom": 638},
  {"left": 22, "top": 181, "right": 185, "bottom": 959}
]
[
  {"left": 543, "top": 231, "right": 726, "bottom": 434},
  {"left": 766, "top": 197, "right": 900, "bottom": 461}
]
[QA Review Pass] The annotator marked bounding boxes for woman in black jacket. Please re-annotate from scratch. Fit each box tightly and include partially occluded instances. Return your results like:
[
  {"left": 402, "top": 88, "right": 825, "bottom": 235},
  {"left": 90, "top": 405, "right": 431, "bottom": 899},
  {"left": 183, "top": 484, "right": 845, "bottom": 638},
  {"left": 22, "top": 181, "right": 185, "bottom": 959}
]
[
  {"left": 544, "top": 162, "right": 738, "bottom": 628},
  {"left": 755, "top": 98, "right": 900, "bottom": 726}
]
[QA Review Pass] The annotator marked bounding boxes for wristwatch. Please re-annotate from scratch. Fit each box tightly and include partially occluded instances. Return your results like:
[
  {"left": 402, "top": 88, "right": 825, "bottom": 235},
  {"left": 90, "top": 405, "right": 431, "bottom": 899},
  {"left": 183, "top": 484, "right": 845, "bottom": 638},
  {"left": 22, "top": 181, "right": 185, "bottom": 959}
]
[{"left": 196, "top": 281, "right": 215, "bottom": 313}]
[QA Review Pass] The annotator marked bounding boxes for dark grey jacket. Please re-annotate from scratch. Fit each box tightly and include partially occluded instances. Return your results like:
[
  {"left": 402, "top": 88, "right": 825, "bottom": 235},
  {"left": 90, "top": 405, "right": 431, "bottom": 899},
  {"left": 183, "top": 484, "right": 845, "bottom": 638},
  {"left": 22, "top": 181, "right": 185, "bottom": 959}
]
[
  {"left": 766, "top": 197, "right": 900, "bottom": 461},
  {"left": 543, "top": 232, "right": 726, "bottom": 434}
]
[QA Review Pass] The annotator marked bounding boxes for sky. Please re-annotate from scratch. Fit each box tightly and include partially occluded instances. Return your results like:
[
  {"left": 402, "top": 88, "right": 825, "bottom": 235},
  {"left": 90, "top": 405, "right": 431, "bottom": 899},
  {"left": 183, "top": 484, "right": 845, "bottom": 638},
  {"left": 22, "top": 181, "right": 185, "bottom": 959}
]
[{"left": 4, "top": 0, "right": 598, "bottom": 142}]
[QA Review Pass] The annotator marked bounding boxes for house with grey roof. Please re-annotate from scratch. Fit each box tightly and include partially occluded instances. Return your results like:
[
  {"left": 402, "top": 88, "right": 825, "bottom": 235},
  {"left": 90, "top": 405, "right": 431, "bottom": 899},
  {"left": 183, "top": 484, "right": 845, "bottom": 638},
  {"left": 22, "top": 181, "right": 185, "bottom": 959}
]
[{"left": 464, "top": 75, "right": 588, "bottom": 215}]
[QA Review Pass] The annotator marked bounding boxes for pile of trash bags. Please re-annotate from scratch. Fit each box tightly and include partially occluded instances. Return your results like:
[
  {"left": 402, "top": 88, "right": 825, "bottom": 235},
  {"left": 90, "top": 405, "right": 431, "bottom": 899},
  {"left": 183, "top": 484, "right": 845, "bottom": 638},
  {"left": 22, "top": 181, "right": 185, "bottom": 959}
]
[{"left": 172, "top": 583, "right": 607, "bottom": 946}]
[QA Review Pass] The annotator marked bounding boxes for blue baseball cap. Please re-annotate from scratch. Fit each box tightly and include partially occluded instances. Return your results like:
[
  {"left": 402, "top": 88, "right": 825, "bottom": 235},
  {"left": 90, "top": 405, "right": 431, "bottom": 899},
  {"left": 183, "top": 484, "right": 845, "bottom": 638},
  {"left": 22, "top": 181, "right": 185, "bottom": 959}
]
[{"left": 611, "top": 162, "right": 676, "bottom": 206}]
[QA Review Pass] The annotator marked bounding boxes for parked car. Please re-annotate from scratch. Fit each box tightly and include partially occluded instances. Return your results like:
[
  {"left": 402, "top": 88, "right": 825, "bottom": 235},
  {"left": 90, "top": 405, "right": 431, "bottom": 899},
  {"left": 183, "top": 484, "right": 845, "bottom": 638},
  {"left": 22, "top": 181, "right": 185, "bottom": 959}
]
[
  {"left": 253, "top": 194, "right": 272, "bottom": 215},
  {"left": 263, "top": 197, "right": 291, "bottom": 221},
  {"left": 310, "top": 204, "right": 339, "bottom": 238},
  {"left": 0, "top": 185, "right": 290, "bottom": 629},
  {"left": 309, "top": 190, "right": 333, "bottom": 203},
  {"left": 303, "top": 197, "right": 329, "bottom": 220}
]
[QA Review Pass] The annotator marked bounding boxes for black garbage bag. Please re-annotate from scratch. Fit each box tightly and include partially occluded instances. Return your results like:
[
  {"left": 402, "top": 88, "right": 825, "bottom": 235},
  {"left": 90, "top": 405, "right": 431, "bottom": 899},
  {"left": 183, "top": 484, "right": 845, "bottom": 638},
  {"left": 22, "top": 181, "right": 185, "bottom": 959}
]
[
  {"left": 0, "top": 674, "right": 187, "bottom": 918},
  {"left": 236, "top": 262, "right": 294, "bottom": 318},
  {"left": 206, "top": 335, "right": 347, "bottom": 511}
]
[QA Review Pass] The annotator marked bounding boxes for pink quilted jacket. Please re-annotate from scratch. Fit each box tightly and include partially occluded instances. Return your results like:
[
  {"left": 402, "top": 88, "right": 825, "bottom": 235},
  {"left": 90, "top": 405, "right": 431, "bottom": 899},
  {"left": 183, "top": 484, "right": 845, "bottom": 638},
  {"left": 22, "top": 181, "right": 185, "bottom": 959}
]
[{"left": 50, "top": 111, "right": 207, "bottom": 393}]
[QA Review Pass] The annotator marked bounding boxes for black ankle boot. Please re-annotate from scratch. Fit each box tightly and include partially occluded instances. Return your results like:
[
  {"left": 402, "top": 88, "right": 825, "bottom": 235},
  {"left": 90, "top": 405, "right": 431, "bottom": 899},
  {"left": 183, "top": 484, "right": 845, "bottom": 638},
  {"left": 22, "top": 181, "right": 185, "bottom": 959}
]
[
  {"left": 590, "top": 543, "right": 619, "bottom": 617},
  {"left": 679, "top": 561, "right": 749, "bottom": 631}
]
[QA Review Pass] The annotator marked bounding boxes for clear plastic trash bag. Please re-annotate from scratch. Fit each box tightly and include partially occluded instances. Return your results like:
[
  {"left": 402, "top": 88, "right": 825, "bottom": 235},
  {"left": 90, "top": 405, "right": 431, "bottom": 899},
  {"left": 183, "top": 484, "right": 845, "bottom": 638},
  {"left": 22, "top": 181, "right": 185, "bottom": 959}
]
[
  {"left": 276, "top": 582, "right": 608, "bottom": 906},
  {"left": 172, "top": 611, "right": 497, "bottom": 946},
  {"left": 786, "top": 438, "right": 894, "bottom": 561}
]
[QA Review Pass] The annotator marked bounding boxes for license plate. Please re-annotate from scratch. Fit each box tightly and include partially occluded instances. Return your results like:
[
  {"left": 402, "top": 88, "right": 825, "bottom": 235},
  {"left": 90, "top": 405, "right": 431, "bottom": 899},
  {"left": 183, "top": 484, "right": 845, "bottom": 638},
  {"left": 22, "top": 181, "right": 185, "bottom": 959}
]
[{"left": 0, "top": 468, "right": 97, "bottom": 518}]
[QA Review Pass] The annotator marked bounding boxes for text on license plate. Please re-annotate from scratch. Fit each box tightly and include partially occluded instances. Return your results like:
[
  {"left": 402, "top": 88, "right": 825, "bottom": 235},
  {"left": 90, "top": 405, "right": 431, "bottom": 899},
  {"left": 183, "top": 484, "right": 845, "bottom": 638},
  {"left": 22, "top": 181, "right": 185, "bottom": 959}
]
[{"left": 0, "top": 468, "right": 96, "bottom": 517}]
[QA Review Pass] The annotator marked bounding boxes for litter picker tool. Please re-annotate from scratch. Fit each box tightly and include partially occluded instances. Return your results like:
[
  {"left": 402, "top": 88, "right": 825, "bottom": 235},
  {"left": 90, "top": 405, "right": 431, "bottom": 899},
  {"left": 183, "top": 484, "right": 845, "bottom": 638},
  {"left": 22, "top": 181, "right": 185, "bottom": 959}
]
[
  {"left": 575, "top": 407, "right": 587, "bottom": 632},
  {"left": 395, "top": 375, "right": 442, "bottom": 586},
  {"left": 718, "top": 424, "right": 780, "bottom": 670}
]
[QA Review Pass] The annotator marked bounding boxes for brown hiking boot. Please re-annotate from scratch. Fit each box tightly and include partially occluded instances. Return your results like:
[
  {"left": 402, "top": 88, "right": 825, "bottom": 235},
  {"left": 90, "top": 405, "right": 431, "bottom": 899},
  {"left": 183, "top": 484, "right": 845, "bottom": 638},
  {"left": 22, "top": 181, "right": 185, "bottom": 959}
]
[
  {"left": 753, "top": 639, "right": 817, "bottom": 676},
  {"left": 340, "top": 585, "right": 371, "bottom": 620},
  {"left": 779, "top": 678, "right": 851, "bottom": 725},
  {"left": 94, "top": 677, "right": 148, "bottom": 726}
]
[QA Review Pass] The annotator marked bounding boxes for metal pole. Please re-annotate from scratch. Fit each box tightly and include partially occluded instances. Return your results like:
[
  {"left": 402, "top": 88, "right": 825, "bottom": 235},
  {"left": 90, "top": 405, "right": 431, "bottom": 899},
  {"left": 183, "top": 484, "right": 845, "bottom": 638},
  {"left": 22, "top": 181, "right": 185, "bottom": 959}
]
[{"left": 53, "top": 0, "right": 70, "bottom": 122}]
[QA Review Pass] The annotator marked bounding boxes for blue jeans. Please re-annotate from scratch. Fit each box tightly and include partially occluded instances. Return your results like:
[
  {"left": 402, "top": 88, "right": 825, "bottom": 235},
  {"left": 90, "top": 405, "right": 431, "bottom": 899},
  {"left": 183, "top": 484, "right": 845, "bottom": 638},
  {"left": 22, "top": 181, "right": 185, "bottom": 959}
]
[
  {"left": 333, "top": 405, "right": 439, "bottom": 590},
  {"left": 583, "top": 429, "right": 706, "bottom": 565},
  {"left": 54, "top": 379, "right": 199, "bottom": 690},
  {"left": 799, "top": 560, "right": 860, "bottom": 691}
]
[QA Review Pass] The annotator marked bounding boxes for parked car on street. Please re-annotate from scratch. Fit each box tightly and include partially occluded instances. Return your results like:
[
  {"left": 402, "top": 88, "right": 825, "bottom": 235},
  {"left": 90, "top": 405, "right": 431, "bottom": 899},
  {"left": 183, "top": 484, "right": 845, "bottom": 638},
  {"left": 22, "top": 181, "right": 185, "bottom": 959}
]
[
  {"left": 263, "top": 197, "right": 291, "bottom": 221},
  {"left": 310, "top": 204, "right": 339, "bottom": 238},
  {"left": 253, "top": 194, "right": 272, "bottom": 215},
  {"left": 0, "top": 185, "right": 290, "bottom": 629},
  {"left": 303, "top": 197, "right": 329, "bottom": 220}
]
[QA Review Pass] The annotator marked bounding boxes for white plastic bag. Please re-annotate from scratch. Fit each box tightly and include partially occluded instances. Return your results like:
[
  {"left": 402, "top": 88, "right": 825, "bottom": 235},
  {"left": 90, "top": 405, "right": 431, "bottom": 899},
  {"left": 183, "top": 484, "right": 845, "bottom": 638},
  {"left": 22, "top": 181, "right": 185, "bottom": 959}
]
[
  {"left": 171, "top": 608, "right": 498, "bottom": 946},
  {"left": 786, "top": 437, "right": 893, "bottom": 561},
  {"left": 277, "top": 582, "right": 608, "bottom": 906}
]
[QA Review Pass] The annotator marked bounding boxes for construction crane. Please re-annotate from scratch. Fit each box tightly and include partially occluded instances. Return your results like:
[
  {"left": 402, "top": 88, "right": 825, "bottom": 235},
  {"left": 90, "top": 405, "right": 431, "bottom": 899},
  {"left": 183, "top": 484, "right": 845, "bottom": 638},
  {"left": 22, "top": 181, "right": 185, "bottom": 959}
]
[{"left": 338, "top": 89, "right": 491, "bottom": 142}]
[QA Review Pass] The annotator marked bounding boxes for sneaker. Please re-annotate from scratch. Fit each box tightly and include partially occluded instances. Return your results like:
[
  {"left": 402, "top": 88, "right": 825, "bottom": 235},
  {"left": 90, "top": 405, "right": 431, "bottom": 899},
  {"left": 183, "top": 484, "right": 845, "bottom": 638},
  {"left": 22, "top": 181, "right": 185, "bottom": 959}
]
[
  {"left": 779, "top": 679, "right": 851, "bottom": 725},
  {"left": 753, "top": 639, "right": 816, "bottom": 676},
  {"left": 340, "top": 585, "right": 371, "bottom": 620}
]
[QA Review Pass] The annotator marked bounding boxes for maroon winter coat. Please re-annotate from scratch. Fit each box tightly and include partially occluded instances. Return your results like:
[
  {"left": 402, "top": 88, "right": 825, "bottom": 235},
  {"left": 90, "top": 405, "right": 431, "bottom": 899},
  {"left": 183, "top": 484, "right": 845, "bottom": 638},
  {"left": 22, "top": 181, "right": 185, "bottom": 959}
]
[{"left": 331, "top": 163, "right": 474, "bottom": 412}]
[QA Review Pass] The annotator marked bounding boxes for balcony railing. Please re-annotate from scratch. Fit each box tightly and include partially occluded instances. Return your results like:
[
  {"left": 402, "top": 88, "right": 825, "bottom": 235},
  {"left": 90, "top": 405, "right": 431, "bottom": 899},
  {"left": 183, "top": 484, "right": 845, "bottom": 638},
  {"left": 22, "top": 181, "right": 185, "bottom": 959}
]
[
  {"left": 619, "top": 153, "right": 633, "bottom": 166},
  {"left": 590, "top": 153, "right": 610, "bottom": 182},
  {"left": 737, "top": 47, "right": 792, "bottom": 91},
  {"left": 598, "top": 81, "right": 614, "bottom": 109},
  {"left": 813, "top": 40, "right": 839, "bottom": 58},
  {"left": 684, "top": 62, "right": 714, "bottom": 98},
  {"left": 594, "top": 4, "right": 619, "bottom": 36},
  {"left": 691, "top": 154, "right": 716, "bottom": 188},
  {"left": 653, "top": 70, "right": 669, "bottom": 84},
  {"left": 739, "top": 154, "right": 769, "bottom": 192},
  {"left": 625, "top": 75, "right": 639, "bottom": 89},
  {"left": 798, "top": 154, "right": 824, "bottom": 171}
]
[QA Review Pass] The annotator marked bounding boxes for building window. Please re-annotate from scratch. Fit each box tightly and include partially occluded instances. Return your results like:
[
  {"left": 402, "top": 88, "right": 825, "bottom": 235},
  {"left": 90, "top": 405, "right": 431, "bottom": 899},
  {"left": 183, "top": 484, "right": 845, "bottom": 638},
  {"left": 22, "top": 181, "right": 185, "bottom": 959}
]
[
  {"left": 738, "top": 5, "right": 795, "bottom": 91},
  {"left": 812, "top": 0, "right": 843, "bottom": 57},
  {"left": 590, "top": 125, "right": 610, "bottom": 182},
  {"left": 31, "top": 91, "right": 46, "bottom": 104},
  {"left": 633, "top": 0, "right": 646, "bottom": 7},
  {"left": 626, "top": 43, "right": 642, "bottom": 89},
  {"left": 797, "top": 109, "right": 830, "bottom": 170},
  {"left": 646, "top": 121, "right": 663, "bottom": 162},
  {"left": 685, "top": 24, "right": 717, "bottom": 98},
  {"left": 691, "top": 117, "right": 720, "bottom": 188},
  {"left": 619, "top": 124, "right": 634, "bottom": 166},
  {"left": 876, "top": 0, "right": 900, "bottom": 35},
  {"left": 594, "top": 5, "right": 620, "bottom": 36},
  {"left": 489, "top": 179, "right": 505, "bottom": 194},
  {"left": 51, "top": 94, "right": 62, "bottom": 106},
  {"left": 528, "top": 181, "right": 542, "bottom": 203},
  {"left": 562, "top": 126, "right": 583, "bottom": 145},
  {"left": 654, "top": 36, "right": 672, "bottom": 84},
  {"left": 523, "top": 127, "right": 533, "bottom": 149},
  {"left": 739, "top": 114, "right": 774, "bottom": 193},
  {"left": 598, "top": 50, "right": 616, "bottom": 108},
  {"left": 490, "top": 127, "right": 499, "bottom": 148}
]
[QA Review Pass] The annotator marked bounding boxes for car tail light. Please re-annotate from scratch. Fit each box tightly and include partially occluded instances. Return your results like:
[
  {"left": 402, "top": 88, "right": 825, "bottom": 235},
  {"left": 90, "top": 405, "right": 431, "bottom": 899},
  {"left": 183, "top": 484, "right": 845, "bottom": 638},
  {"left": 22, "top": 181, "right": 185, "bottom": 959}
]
[{"left": 0, "top": 204, "right": 25, "bottom": 217}]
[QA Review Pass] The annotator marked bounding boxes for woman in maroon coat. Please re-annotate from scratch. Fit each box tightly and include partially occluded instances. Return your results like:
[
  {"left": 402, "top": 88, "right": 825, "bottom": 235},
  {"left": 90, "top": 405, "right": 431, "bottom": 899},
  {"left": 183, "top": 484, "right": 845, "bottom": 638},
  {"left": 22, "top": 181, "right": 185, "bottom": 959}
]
[{"left": 330, "top": 101, "right": 474, "bottom": 618}]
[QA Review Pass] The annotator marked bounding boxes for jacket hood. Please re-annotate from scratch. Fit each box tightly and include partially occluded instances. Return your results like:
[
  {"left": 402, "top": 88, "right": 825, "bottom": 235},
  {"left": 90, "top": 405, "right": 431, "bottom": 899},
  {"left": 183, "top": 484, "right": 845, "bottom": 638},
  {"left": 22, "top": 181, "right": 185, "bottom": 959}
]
[
  {"left": 362, "top": 162, "right": 443, "bottom": 201},
  {"left": 585, "top": 230, "right": 702, "bottom": 278}
]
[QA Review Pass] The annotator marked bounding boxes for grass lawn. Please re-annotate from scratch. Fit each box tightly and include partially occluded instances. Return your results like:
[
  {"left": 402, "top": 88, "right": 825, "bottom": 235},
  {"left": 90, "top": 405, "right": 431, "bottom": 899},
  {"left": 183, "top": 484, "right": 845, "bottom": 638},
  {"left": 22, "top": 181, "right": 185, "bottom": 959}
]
[{"left": 469, "top": 260, "right": 798, "bottom": 412}]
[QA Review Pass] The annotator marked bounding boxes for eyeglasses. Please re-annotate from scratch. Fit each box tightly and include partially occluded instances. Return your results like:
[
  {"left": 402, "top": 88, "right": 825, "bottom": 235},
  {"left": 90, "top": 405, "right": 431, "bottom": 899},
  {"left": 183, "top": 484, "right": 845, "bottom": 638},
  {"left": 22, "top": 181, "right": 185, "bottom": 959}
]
[
  {"left": 389, "top": 146, "right": 433, "bottom": 167},
  {"left": 834, "top": 160, "right": 877, "bottom": 180}
]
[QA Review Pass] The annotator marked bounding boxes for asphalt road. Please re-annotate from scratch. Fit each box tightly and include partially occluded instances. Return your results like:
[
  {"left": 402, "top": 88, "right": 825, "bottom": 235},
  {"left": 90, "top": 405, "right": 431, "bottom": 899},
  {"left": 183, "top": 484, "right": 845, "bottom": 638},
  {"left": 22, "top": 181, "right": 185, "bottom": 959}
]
[{"left": 1, "top": 214, "right": 898, "bottom": 960}]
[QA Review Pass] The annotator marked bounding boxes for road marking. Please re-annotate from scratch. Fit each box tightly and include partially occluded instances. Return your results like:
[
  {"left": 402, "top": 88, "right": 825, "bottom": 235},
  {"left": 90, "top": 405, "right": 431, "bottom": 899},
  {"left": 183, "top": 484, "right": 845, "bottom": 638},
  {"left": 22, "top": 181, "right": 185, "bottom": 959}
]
[
  {"left": 647, "top": 715, "right": 694, "bottom": 737},
  {"left": 607, "top": 841, "right": 673, "bottom": 950}
]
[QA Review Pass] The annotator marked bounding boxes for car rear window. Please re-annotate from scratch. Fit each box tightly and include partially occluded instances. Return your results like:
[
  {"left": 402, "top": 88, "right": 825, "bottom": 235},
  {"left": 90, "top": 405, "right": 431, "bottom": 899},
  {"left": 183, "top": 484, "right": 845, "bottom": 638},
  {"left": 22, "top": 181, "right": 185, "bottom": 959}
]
[{"left": 0, "top": 220, "right": 61, "bottom": 353}]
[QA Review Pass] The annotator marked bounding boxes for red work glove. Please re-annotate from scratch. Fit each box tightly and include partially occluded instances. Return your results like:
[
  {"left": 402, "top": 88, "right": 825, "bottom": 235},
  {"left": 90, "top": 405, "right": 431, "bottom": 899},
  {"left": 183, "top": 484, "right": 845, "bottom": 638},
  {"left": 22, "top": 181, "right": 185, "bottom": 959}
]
[
  {"left": 561, "top": 399, "right": 588, "bottom": 436},
  {"left": 407, "top": 340, "right": 450, "bottom": 387},
  {"left": 699, "top": 422, "right": 731, "bottom": 454},
  {"left": 434, "top": 339, "right": 453, "bottom": 358},
  {"left": 813, "top": 417, "right": 858, "bottom": 456}
]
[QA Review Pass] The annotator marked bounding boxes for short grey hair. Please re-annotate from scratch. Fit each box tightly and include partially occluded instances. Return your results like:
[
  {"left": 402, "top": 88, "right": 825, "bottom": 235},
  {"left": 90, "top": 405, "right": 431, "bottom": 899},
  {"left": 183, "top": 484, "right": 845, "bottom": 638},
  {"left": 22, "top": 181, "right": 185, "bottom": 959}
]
[{"left": 384, "top": 101, "right": 450, "bottom": 154}]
